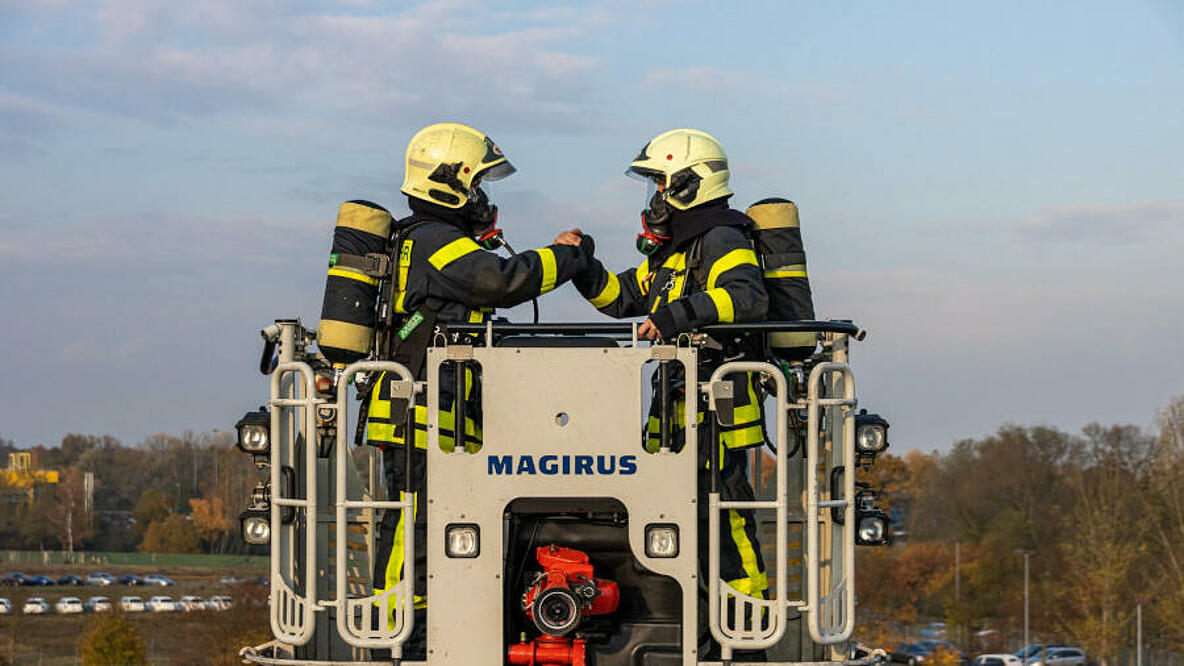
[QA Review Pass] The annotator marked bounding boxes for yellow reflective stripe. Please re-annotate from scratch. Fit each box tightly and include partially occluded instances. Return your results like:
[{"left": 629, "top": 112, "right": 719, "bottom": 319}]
[
  {"left": 378, "top": 491, "right": 424, "bottom": 625},
  {"left": 727, "top": 571, "right": 769, "bottom": 597},
  {"left": 707, "top": 248, "right": 758, "bottom": 289},
  {"left": 394, "top": 240, "right": 413, "bottom": 314},
  {"left": 669, "top": 253, "right": 688, "bottom": 301},
  {"left": 535, "top": 248, "right": 558, "bottom": 293},
  {"left": 468, "top": 309, "right": 484, "bottom": 323},
  {"left": 327, "top": 266, "right": 379, "bottom": 286},
  {"left": 635, "top": 260, "right": 650, "bottom": 295},
  {"left": 722, "top": 424, "right": 766, "bottom": 448},
  {"left": 428, "top": 237, "right": 481, "bottom": 271},
  {"left": 764, "top": 269, "right": 808, "bottom": 278},
  {"left": 705, "top": 288, "right": 735, "bottom": 323},
  {"left": 728, "top": 509, "right": 767, "bottom": 595},
  {"left": 589, "top": 271, "right": 621, "bottom": 308},
  {"left": 661, "top": 251, "right": 685, "bottom": 269}
]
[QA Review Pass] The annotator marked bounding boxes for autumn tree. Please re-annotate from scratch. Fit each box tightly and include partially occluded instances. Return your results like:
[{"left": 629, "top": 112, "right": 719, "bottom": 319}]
[
  {"left": 131, "top": 488, "right": 171, "bottom": 537},
  {"left": 1146, "top": 396, "right": 1184, "bottom": 651},
  {"left": 43, "top": 466, "right": 94, "bottom": 553},
  {"left": 139, "top": 513, "right": 201, "bottom": 553},
  {"left": 190, "top": 494, "right": 234, "bottom": 553}
]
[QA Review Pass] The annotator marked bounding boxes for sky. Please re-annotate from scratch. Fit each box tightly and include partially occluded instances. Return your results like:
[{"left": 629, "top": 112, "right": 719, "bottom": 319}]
[{"left": 1, "top": 0, "right": 1182, "bottom": 453}]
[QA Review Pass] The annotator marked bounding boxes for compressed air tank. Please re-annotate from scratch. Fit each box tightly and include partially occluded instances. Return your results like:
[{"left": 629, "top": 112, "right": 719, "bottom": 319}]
[
  {"left": 745, "top": 198, "right": 817, "bottom": 361},
  {"left": 316, "top": 200, "right": 392, "bottom": 364}
]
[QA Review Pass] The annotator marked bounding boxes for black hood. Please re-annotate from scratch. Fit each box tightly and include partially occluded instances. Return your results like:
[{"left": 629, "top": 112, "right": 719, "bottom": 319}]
[
  {"left": 408, "top": 196, "right": 476, "bottom": 235},
  {"left": 650, "top": 197, "right": 748, "bottom": 266}
]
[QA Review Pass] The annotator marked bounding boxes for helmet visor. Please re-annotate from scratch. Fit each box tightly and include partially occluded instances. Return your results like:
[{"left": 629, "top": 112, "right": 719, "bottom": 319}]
[
  {"left": 475, "top": 160, "right": 516, "bottom": 183},
  {"left": 626, "top": 166, "right": 666, "bottom": 185}
]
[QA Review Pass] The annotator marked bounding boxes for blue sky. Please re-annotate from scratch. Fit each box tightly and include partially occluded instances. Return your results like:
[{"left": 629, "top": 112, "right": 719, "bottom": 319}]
[{"left": 1, "top": 0, "right": 1182, "bottom": 451}]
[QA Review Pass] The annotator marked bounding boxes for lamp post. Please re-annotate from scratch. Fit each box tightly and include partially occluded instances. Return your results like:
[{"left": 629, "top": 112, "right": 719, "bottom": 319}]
[
  {"left": 1136, "top": 597, "right": 1154, "bottom": 666},
  {"left": 1016, "top": 550, "right": 1036, "bottom": 657}
]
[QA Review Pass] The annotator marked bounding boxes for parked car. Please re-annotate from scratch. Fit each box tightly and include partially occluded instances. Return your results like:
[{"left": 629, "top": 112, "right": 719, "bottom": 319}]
[
  {"left": 1016, "top": 645, "right": 1066, "bottom": 661},
  {"left": 0, "top": 572, "right": 25, "bottom": 586},
  {"left": 1028, "top": 648, "right": 1086, "bottom": 666},
  {"left": 918, "top": 640, "right": 966, "bottom": 663},
  {"left": 893, "top": 643, "right": 933, "bottom": 666},
  {"left": 22, "top": 575, "right": 55, "bottom": 587},
  {"left": 973, "top": 654, "right": 1022, "bottom": 666},
  {"left": 86, "top": 572, "right": 115, "bottom": 586},
  {"left": 57, "top": 574, "right": 84, "bottom": 586},
  {"left": 119, "top": 595, "right": 145, "bottom": 612},
  {"left": 142, "top": 574, "right": 176, "bottom": 587},
  {"left": 179, "top": 595, "right": 205, "bottom": 612},
  {"left": 220, "top": 575, "right": 246, "bottom": 585},
  {"left": 0, "top": 598, "right": 11, "bottom": 614},
  {"left": 22, "top": 597, "right": 50, "bottom": 614},
  {"left": 118, "top": 574, "right": 145, "bottom": 586},
  {"left": 920, "top": 622, "right": 948, "bottom": 639},
  {"left": 208, "top": 595, "right": 233, "bottom": 610},
  {"left": 146, "top": 595, "right": 177, "bottom": 612},
  {"left": 85, "top": 596, "right": 112, "bottom": 612},
  {"left": 55, "top": 597, "right": 84, "bottom": 614},
  {"left": 249, "top": 575, "right": 269, "bottom": 586}
]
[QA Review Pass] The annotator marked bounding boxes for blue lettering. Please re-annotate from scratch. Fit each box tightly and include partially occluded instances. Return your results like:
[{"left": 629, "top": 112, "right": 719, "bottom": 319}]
[
  {"left": 619, "top": 455, "right": 638, "bottom": 475},
  {"left": 596, "top": 455, "right": 616, "bottom": 475},
  {"left": 539, "top": 455, "right": 559, "bottom": 475},
  {"left": 562, "top": 455, "right": 570, "bottom": 475},
  {"left": 488, "top": 456, "right": 512, "bottom": 475},
  {"left": 574, "top": 455, "right": 593, "bottom": 475},
  {"left": 516, "top": 456, "right": 536, "bottom": 475}
]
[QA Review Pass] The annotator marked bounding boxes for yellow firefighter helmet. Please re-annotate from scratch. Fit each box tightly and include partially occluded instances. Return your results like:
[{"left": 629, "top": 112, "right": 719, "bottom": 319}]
[
  {"left": 401, "top": 122, "right": 516, "bottom": 209},
  {"left": 626, "top": 128, "right": 733, "bottom": 210}
]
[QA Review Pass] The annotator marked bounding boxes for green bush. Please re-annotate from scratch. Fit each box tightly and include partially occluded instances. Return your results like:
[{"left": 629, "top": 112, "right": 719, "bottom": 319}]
[{"left": 79, "top": 612, "right": 147, "bottom": 666}]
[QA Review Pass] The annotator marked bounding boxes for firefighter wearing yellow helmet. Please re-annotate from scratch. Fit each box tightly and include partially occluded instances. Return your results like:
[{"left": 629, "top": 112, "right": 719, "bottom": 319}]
[
  {"left": 367, "top": 122, "right": 591, "bottom": 659},
  {"left": 572, "top": 128, "right": 770, "bottom": 661}
]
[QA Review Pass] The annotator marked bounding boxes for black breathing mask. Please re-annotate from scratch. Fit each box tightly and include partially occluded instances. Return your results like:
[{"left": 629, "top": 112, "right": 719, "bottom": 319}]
[
  {"left": 635, "top": 189, "right": 672, "bottom": 255},
  {"left": 465, "top": 185, "right": 500, "bottom": 243}
]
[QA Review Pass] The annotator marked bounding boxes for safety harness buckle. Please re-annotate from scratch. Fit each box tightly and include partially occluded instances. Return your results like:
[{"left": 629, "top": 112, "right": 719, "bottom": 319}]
[{"left": 329, "top": 252, "right": 391, "bottom": 277}]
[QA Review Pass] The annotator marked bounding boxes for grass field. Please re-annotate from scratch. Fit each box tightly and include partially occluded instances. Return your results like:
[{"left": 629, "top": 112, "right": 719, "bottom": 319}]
[{"left": 0, "top": 563, "right": 270, "bottom": 665}]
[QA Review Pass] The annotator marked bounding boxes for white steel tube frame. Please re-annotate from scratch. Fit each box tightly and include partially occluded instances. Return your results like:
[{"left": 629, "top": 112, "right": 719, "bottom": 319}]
[
  {"left": 706, "top": 360, "right": 795, "bottom": 658},
  {"left": 269, "top": 362, "right": 320, "bottom": 646},
  {"left": 805, "top": 361, "right": 857, "bottom": 646},
  {"left": 334, "top": 361, "right": 419, "bottom": 654}
]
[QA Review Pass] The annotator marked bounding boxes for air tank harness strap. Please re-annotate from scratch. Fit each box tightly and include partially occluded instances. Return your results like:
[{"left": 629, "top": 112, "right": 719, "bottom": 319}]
[{"left": 329, "top": 252, "right": 390, "bottom": 277}]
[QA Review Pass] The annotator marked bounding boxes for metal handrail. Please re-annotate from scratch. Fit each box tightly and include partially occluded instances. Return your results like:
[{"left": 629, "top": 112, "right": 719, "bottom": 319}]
[
  {"left": 446, "top": 319, "right": 866, "bottom": 339},
  {"left": 805, "top": 362, "right": 857, "bottom": 645},
  {"left": 333, "top": 361, "right": 419, "bottom": 654},
  {"left": 269, "top": 362, "right": 320, "bottom": 646},
  {"left": 706, "top": 361, "right": 790, "bottom": 658}
]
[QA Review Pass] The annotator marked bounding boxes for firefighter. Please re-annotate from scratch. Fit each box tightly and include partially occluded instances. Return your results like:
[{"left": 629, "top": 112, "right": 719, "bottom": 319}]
[
  {"left": 572, "top": 128, "right": 769, "bottom": 660},
  {"left": 367, "top": 122, "right": 591, "bottom": 657}
]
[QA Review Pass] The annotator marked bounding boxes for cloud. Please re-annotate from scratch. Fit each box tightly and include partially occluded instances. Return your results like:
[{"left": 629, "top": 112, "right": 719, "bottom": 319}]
[
  {"left": 1012, "top": 200, "right": 1184, "bottom": 243},
  {"left": 3, "top": 0, "right": 608, "bottom": 134},
  {"left": 0, "top": 92, "right": 64, "bottom": 155},
  {"left": 640, "top": 66, "right": 850, "bottom": 105}
]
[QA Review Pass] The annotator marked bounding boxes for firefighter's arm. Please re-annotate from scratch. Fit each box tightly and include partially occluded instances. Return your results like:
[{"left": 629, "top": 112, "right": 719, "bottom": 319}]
[
  {"left": 573, "top": 257, "right": 651, "bottom": 318},
  {"left": 648, "top": 226, "right": 768, "bottom": 337},
  {"left": 426, "top": 233, "right": 589, "bottom": 308}
]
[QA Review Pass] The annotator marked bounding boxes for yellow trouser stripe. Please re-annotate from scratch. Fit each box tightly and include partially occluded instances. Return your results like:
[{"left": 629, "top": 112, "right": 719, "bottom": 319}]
[
  {"left": 535, "top": 248, "right": 557, "bottom": 293},
  {"left": 327, "top": 266, "right": 379, "bottom": 286},
  {"left": 707, "top": 248, "right": 758, "bottom": 290},
  {"left": 705, "top": 288, "right": 735, "bottom": 323},
  {"left": 728, "top": 509, "right": 768, "bottom": 595},
  {"left": 428, "top": 237, "right": 481, "bottom": 271},
  {"left": 589, "top": 271, "right": 621, "bottom": 308}
]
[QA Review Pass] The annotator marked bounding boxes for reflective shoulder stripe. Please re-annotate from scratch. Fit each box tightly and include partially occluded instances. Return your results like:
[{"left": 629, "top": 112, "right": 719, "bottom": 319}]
[
  {"left": 764, "top": 263, "right": 807, "bottom": 279},
  {"left": 634, "top": 260, "right": 650, "bottom": 295},
  {"left": 428, "top": 236, "right": 481, "bottom": 271},
  {"left": 534, "top": 247, "right": 558, "bottom": 293},
  {"left": 590, "top": 271, "right": 621, "bottom": 308},
  {"left": 661, "top": 251, "right": 686, "bottom": 269},
  {"left": 705, "top": 288, "right": 735, "bottom": 323},
  {"left": 327, "top": 266, "right": 379, "bottom": 286},
  {"left": 707, "top": 248, "right": 759, "bottom": 289}
]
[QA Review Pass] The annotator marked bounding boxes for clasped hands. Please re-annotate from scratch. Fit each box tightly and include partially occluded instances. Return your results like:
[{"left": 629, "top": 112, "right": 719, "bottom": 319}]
[{"left": 552, "top": 228, "right": 663, "bottom": 342}]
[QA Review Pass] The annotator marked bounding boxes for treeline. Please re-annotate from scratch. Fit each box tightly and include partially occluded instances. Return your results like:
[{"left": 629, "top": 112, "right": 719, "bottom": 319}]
[
  {"left": 0, "top": 431, "right": 263, "bottom": 555},
  {"left": 854, "top": 396, "right": 1184, "bottom": 666}
]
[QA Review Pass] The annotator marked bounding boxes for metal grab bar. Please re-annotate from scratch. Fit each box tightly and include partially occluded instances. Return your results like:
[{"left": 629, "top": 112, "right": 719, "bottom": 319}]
[
  {"left": 805, "top": 362, "right": 857, "bottom": 645},
  {"left": 705, "top": 361, "right": 790, "bottom": 658},
  {"left": 269, "top": 362, "right": 320, "bottom": 646},
  {"left": 333, "top": 361, "right": 419, "bottom": 654}
]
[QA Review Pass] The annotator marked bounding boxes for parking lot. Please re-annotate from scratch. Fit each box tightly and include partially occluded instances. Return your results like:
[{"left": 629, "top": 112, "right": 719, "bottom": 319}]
[{"left": 0, "top": 564, "right": 269, "bottom": 665}]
